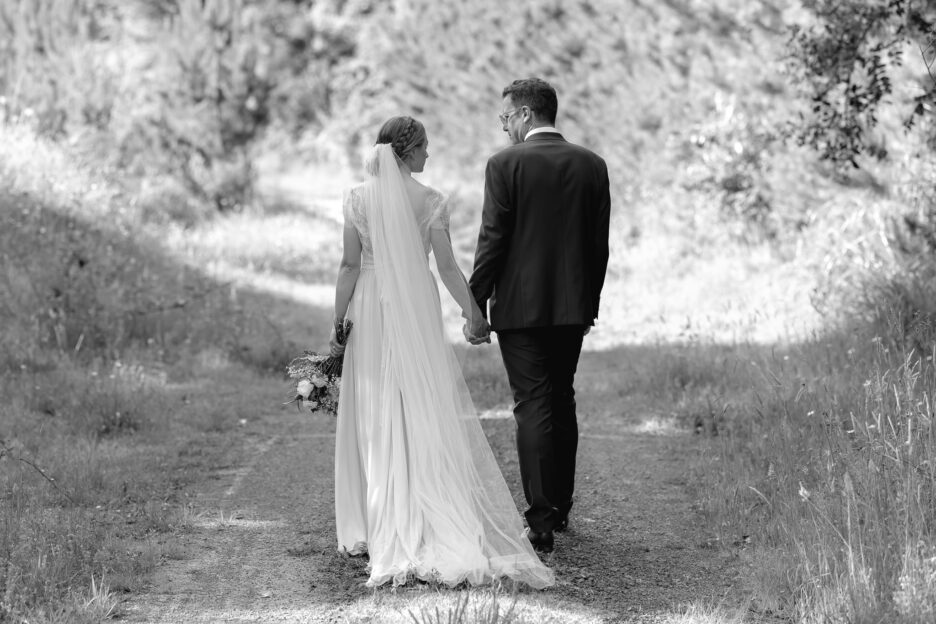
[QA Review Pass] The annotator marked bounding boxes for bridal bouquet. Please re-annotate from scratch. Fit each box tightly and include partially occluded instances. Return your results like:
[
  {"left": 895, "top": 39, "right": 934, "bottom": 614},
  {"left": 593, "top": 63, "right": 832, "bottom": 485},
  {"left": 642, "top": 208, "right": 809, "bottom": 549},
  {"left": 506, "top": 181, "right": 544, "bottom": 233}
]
[{"left": 285, "top": 319, "right": 353, "bottom": 415}]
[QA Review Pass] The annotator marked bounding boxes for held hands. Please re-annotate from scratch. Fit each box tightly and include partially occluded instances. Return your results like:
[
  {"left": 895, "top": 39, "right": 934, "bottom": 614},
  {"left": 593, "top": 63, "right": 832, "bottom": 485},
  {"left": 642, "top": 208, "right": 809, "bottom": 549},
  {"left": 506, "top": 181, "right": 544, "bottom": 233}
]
[{"left": 463, "top": 317, "right": 492, "bottom": 346}]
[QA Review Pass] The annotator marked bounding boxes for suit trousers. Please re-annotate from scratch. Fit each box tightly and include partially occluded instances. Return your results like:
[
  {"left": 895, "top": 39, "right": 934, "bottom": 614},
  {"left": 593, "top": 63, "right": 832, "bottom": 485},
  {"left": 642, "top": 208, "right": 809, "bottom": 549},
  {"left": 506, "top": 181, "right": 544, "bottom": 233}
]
[{"left": 497, "top": 325, "right": 585, "bottom": 533}]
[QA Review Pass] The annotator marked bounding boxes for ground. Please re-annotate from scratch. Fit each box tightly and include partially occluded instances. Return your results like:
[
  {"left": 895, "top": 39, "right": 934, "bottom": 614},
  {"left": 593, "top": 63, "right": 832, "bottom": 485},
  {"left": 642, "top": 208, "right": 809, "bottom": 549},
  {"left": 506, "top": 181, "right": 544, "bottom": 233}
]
[{"left": 120, "top": 350, "right": 774, "bottom": 624}]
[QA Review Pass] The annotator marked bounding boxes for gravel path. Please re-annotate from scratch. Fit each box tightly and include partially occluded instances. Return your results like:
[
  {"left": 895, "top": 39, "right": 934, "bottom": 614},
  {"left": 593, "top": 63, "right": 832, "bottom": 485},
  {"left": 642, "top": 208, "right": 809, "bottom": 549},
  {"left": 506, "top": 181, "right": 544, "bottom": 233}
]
[{"left": 122, "top": 352, "right": 764, "bottom": 623}]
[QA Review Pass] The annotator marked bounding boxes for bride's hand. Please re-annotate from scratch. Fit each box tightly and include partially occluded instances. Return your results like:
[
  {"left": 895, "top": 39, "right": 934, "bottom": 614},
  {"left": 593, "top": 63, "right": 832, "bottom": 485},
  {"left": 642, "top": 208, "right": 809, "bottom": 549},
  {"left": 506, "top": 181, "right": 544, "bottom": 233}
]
[
  {"left": 329, "top": 323, "right": 346, "bottom": 357},
  {"left": 463, "top": 318, "right": 491, "bottom": 345}
]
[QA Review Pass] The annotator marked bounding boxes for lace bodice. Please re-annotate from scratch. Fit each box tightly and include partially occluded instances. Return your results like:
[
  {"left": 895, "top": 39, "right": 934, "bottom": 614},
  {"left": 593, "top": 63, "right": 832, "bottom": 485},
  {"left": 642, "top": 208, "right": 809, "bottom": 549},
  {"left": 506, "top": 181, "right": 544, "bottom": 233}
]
[{"left": 342, "top": 184, "right": 450, "bottom": 264}]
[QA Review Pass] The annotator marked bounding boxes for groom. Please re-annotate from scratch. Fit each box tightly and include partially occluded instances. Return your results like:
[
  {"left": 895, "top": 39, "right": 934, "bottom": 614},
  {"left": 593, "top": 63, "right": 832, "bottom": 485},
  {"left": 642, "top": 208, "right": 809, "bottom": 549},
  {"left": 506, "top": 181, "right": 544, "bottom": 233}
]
[{"left": 467, "top": 78, "right": 611, "bottom": 553}]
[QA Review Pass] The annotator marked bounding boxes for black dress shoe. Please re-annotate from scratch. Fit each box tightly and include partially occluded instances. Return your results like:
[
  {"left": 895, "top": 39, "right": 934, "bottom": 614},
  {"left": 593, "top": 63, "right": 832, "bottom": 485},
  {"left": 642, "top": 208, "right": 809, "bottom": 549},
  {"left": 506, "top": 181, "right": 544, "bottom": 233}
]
[{"left": 527, "top": 530, "right": 554, "bottom": 553}]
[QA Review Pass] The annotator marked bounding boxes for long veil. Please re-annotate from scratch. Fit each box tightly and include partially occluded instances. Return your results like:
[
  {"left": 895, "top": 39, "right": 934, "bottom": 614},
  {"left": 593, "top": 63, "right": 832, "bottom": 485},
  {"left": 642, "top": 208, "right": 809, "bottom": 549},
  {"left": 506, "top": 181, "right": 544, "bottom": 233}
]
[{"left": 358, "top": 144, "right": 553, "bottom": 588}]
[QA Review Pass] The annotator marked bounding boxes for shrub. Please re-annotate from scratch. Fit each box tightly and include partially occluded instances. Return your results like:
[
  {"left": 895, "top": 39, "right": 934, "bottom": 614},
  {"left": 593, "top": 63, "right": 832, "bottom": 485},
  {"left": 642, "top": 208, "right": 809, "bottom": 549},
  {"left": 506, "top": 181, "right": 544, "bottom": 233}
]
[
  {"left": 1, "top": 0, "right": 359, "bottom": 218},
  {"left": 809, "top": 160, "right": 936, "bottom": 359}
]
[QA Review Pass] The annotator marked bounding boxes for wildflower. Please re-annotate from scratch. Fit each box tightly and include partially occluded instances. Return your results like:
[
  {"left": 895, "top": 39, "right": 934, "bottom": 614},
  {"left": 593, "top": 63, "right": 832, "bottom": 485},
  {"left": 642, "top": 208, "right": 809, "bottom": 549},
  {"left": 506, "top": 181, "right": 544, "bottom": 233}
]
[{"left": 297, "top": 379, "right": 313, "bottom": 399}]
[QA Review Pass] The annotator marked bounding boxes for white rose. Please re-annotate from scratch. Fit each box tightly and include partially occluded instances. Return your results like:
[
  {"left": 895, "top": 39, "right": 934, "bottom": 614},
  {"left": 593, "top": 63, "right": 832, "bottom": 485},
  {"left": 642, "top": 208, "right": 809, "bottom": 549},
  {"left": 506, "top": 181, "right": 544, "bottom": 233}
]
[
  {"left": 296, "top": 379, "right": 313, "bottom": 398},
  {"left": 311, "top": 374, "right": 328, "bottom": 388}
]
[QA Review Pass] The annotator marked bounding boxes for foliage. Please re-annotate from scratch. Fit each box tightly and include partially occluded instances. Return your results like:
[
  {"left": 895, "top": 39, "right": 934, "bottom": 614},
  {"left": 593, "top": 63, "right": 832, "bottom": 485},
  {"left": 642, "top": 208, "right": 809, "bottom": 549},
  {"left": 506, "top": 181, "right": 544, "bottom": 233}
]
[
  {"left": 809, "top": 154, "right": 936, "bottom": 352},
  {"left": 0, "top": 0, "right": 121, "bottom": 136},
  {"left": 0, "top": 0, "right": 358, "bottom": 215},
  {"left": 120, "top": 0, "right": 274, "bottom": 211},
  {"left": 678, "top": 94, "right": 783, "bottom": 243},
  {"left": 786, "top": 0, "right": 936, "bottom": 168}
]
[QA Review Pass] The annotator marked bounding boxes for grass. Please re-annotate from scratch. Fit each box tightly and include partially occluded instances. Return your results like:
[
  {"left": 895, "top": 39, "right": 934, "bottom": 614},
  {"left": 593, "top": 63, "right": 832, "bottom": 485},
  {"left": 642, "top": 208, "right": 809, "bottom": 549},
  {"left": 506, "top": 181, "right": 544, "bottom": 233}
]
[
  {"left": 327, "top": 586, "right": 755, "bottom": 624},
  {"left": 339, "top": 587, "right": 607, "bottom": 624},
  {"left": 661, "top": 322, "right": 936, "bottom": 622},
  {"left": 0, "top": 353, "right": 277, "bottom": 621},
  {"left": 0, "top": 123, "right": 306, "bottom": 622}
]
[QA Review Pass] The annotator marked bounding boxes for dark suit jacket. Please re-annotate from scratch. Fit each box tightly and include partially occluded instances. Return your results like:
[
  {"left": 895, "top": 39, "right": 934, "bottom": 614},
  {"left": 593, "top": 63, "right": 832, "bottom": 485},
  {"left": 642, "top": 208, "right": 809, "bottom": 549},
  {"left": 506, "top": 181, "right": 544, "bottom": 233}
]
[{"left": 469, "top": 132, "right": 611, "bottom": 331}]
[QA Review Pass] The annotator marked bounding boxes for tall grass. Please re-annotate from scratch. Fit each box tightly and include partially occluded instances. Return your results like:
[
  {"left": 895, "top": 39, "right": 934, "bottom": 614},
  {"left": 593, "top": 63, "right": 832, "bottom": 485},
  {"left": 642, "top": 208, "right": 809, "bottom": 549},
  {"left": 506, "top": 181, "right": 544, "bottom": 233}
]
[{"left": 686, "top": 190, "right": 936, "bottom": 622}]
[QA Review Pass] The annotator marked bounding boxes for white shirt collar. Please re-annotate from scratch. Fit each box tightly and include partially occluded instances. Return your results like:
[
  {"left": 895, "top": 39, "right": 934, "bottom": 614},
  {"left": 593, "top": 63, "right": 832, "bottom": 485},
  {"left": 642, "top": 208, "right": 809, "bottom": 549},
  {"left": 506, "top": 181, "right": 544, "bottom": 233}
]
[{"left": 523, "top": 126, "right": 559, "bottom": 141}]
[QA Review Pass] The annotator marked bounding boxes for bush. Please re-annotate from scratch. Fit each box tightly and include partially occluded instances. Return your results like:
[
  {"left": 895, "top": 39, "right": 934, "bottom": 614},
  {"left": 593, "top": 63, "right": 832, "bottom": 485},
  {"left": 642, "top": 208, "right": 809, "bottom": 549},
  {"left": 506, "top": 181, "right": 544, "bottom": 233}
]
[
  {"left": 0, "top": 0, "right": 359, "bottom": 218},
  {"left": 809, "top": 165, "right": 936, "bottom": 359},
  {"left": 785, "top": 0, "right": 936, "bottom": 168},
  {"left": 679, "top": 94, "right": 783, "bottom": 244}
]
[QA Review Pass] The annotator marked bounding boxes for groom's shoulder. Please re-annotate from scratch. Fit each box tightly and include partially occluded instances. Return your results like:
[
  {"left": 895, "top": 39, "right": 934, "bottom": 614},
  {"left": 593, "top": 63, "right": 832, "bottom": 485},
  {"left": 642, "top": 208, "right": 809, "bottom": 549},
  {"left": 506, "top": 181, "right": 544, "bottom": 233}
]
[
  {"left": 563, "top": 139, "right": 606, "bottom": 160},
  {"left": 564, "top": 142, "right": 609, "bottom": 175},
  {"left": 485, "top": 142, "right": 533, "bottom": 169},
  {"left": 485, "top": 139, "right": 607, "bottom": 169},
  {"left": 487, "top": 143, "right": 522, "bottom": 160}
]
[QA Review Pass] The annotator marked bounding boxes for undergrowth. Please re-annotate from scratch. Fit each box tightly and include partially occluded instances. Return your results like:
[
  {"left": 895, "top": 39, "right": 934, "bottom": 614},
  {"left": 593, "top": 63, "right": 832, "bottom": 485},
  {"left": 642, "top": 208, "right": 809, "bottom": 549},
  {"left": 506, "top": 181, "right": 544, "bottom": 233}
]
[{"left": 682, "top": 191, "right": 936, "bottom": 622}]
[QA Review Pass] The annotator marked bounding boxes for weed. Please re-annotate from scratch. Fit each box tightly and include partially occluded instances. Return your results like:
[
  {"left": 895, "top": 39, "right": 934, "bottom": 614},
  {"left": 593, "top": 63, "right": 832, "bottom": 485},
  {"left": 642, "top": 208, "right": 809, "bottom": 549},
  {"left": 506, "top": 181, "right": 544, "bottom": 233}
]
[{"left": 408, "top": 590, "right": 517, "bottom": 624}]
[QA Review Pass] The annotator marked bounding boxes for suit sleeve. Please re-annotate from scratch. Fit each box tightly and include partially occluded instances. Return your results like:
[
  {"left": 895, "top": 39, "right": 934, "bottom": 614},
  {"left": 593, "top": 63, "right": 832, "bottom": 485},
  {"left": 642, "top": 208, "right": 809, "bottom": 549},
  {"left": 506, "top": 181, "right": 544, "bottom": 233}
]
[
  {"left": 469, "top": 157, "right": 514, "bottom": 319},
  {"left": 592, "top": 160, "right": 611, "bottom": 320}
]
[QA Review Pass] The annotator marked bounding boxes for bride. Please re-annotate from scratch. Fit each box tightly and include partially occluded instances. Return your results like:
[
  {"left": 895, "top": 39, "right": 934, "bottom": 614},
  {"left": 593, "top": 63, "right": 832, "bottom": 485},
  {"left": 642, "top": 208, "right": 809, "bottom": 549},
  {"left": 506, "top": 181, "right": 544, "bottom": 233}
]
[{"left": 329, "top": 116, "right": 554, "bottom": 589}]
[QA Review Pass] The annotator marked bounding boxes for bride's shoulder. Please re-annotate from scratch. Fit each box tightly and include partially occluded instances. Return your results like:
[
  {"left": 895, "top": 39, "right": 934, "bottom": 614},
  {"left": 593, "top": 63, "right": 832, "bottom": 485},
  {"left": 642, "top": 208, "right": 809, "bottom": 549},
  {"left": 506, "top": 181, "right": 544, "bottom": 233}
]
[
  {"left": 401, "top": 179, "right": 444, "bottom": 207},
  {"left": 345, "top": 182, "right": 366, "bottom": 196},
  {"left": 343, "top": 183, "right": 367, "bottom": 205},
  {"left": 417, "top": 183, "right": 446, "bottom": 205},
  {"left": 342, "top": 184, "right": 367, "bottom": 224},
  {"left": 420, "top": 185, "right": 451, "bottom": 229}
]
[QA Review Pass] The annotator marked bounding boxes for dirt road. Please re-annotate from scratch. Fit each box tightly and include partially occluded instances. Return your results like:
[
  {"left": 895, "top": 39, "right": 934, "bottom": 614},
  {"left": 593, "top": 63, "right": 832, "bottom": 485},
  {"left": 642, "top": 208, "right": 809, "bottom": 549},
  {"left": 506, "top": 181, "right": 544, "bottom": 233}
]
[{"left": 121, "top": 349, "right": 767, "bottom": 624}]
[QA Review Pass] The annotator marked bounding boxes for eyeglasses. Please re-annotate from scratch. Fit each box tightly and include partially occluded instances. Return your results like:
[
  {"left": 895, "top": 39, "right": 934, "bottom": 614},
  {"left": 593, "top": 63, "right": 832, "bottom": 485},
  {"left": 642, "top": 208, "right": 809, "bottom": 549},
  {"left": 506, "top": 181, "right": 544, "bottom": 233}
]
[{"left": 498, "top": 108, "right": 520, "bottom": 125}]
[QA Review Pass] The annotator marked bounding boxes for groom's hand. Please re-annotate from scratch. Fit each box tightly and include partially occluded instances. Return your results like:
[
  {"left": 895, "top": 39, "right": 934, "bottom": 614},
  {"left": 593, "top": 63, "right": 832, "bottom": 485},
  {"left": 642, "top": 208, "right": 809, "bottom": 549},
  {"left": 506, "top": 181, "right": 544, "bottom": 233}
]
[{"left": 463, "top": 319, "right": 491, "bottom": 345}]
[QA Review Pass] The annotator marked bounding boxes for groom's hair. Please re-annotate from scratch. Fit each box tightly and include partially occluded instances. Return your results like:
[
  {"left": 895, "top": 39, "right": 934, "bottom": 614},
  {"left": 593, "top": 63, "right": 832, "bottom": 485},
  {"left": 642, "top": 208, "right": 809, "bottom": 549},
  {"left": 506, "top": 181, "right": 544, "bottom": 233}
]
[
  {"left": 376, "top": 116, "right": 427, "bottom": 161},
  {"left": 503, "top": 78, "right": 558, "bottom": 125}
]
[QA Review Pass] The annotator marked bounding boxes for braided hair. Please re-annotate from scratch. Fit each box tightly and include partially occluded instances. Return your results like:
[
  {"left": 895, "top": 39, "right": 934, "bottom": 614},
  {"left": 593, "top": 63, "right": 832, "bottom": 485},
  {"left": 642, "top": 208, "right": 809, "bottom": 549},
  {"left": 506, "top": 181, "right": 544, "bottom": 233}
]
[{"left": 376, "top": 116, "right": 427, "bottom": 162}]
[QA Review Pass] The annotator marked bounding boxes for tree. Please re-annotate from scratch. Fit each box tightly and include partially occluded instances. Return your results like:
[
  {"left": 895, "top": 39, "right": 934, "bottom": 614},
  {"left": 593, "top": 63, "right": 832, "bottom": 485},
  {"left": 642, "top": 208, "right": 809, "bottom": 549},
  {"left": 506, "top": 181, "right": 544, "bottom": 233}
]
[{"left": 786, "top": 0, "right": 936, "bottom": 167}]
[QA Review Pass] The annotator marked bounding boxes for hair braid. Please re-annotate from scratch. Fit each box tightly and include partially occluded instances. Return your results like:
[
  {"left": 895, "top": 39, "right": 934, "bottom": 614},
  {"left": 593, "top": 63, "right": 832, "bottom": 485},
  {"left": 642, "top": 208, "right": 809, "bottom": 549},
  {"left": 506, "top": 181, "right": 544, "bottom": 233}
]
[
  {"left": 375, "top": 115, "right": 427, "bottom": 163},
  {"left": 392, "top": 117, "right": 416, "bottom": 159}
]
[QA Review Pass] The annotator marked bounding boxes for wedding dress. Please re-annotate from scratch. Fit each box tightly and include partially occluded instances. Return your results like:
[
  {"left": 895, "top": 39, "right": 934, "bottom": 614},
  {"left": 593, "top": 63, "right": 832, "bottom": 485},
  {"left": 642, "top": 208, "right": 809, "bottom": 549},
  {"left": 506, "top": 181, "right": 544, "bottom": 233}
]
[{"left": 333, "top": 144, "right": 554, "bottom": 589}]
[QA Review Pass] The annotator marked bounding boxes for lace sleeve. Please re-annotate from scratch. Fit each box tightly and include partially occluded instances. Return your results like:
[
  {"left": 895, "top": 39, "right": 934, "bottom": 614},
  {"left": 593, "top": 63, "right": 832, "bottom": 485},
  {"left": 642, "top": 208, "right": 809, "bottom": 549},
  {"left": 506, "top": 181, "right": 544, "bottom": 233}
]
[
  {"left": 342, "top": 186, "right": 366, "bottom": 232},
  {"left": 426, "top": 189, "right": 451, "bottom": 231}
]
